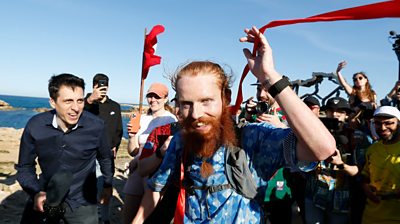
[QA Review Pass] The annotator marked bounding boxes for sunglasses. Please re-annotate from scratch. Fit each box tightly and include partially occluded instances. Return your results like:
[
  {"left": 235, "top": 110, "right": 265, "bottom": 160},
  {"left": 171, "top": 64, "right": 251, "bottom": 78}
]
[{"left": 353, "top": 76, "right": 364, "bottom": 81}]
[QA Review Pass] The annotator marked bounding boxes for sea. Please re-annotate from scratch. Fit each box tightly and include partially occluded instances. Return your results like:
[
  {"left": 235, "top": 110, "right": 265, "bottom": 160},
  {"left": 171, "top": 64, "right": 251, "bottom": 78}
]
[{"left": 0, "top": 94, "right": 132, "bottom": 138}]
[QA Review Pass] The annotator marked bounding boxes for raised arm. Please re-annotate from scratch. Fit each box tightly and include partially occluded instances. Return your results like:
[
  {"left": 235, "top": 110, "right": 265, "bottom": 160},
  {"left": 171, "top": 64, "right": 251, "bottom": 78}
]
[
  {"left": 240, "top": 26, "right": 336, "bottom": 161},
  {"left": 387, "top": 81, "right": 400, "bottom": 100},
  {"left": 336, "top": 61, "right": 353, "bottom": 95}
]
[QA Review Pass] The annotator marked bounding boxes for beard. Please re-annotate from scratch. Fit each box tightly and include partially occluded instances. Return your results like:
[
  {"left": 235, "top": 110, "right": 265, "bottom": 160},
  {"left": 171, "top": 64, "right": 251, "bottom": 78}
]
[{"left": 181, "top": 105, "right": 237, "bottom": 178}]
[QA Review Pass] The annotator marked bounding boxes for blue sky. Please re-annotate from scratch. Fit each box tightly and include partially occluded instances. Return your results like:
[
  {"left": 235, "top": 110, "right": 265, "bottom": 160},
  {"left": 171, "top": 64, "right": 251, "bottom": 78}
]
[{"left": 1, "top": 0, "right": 399, "bottom": 105}]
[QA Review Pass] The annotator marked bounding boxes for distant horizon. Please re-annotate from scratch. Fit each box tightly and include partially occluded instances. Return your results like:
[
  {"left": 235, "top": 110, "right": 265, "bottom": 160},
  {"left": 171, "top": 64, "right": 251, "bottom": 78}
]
[{"left": 0, "top": 93, "right": 141, "bottom": 106}]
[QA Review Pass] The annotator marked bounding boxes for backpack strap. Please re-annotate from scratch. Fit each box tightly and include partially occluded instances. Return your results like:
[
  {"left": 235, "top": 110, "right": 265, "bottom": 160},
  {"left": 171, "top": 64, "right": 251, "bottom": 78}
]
[
  {"left": 225, "top": 145, "right": 258, "bottom": 199},
  {"left": 181, "top": 145, "right": 258, "bottom": 200}
]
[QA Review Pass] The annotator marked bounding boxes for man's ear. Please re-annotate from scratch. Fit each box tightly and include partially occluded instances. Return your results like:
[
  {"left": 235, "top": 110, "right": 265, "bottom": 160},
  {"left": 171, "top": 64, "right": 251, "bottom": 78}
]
[{"left": 49, "top": 98, "right": 56, "bottom": 109}]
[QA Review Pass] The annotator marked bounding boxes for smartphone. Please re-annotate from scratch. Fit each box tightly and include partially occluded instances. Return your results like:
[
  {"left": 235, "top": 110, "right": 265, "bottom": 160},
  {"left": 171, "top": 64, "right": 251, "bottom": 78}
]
[{"left": 98, "top": 79, "right": 108, "bottom": 87}]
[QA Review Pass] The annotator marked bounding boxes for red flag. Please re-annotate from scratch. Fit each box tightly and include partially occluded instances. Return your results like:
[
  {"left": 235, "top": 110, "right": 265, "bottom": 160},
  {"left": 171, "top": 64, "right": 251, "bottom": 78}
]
[
  {"left": 142, "top": 25, "right": 165, "bottom": 80},
  {"left": 232, "top": 0, "right": 400, "bottom": 114}
]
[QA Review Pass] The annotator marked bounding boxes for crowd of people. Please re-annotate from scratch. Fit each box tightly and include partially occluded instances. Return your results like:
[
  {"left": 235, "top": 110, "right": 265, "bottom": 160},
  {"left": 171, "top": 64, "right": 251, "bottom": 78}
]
[{"left": 14, "top": 26, "right": 400, "bottom": 224}]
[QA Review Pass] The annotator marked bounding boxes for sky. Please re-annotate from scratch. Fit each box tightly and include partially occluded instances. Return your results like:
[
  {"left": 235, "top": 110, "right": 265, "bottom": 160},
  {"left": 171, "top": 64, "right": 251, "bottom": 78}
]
[{"left": 1, "top": 0, "right": 399, "bottom": 105}]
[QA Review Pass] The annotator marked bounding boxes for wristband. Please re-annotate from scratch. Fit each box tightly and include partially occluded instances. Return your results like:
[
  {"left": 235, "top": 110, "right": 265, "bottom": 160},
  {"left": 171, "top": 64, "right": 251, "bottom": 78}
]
[
  {"left": 155, "top": 147, "right": 164, "bottom": 159},
  {"left": 268, "top": 77, "right": 291, "bottom": 98}
]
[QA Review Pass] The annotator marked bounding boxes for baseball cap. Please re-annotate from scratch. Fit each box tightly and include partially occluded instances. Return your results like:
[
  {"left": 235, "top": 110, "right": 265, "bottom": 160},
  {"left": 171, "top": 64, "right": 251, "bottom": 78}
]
[
  {"left": 373, "top": 106, "right": 400, "bottom": 120},
  {"left": 324, "top": 97, "right": 352, "bottom": 113},
  {"left": 303, "top": 96, "right": 320, "bottom": 107},
  {"left": 147, "top": 83, "right": 169, "bottom": 98}
]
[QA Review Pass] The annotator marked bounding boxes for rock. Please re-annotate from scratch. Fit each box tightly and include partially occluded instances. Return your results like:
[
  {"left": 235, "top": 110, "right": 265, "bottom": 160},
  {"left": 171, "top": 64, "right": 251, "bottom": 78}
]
[
  {"left": 0, "top": 100, "right": 9, "bottom": 107},
  {"left": 33, "top": 107, "right": 51, "bottom": 113},
  {"left": 0, "top": 100, "right": 14, "bottom": 111}
]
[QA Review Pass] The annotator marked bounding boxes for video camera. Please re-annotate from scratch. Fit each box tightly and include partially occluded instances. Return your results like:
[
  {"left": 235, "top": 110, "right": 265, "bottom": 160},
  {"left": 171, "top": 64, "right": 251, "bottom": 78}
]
[
  {"left": 320, "top": 117, "right": 341, "bottom": 133},
  {"left": 320, "top": 117, "right": 349, "bottom": 152}
]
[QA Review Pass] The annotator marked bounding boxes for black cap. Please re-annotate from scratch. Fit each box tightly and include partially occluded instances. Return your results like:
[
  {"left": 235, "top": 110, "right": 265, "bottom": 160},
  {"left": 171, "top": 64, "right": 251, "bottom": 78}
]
[
  {"left": 303, "top": 96, "right": 320, "bottom": 107},
  {"left": 324, "top": 97, "right": 352, "bottom": 113}
]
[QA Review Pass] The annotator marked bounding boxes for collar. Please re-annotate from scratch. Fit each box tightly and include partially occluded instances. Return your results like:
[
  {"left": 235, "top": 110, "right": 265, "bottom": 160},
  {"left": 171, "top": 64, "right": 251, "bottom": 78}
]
[{"left": 52, "top": 114, "right": 79, "bottom": 131}]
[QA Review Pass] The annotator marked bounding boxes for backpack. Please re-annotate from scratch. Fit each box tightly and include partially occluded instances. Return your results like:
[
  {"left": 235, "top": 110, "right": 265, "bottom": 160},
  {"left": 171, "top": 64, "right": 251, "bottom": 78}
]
[{"left": 182, "top": 145, "right": 258, "bottom": 200}]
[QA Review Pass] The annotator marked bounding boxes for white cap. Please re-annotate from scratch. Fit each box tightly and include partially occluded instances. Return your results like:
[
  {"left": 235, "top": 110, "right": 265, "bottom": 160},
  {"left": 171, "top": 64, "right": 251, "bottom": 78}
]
[{"left": 373, "top": 106, "right": 400, "bottom": 120}]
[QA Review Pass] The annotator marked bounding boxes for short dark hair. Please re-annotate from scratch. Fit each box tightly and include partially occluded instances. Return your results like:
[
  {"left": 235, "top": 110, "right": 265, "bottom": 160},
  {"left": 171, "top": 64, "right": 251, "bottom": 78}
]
[
  {"left": 48, "top": 73, "right": 85, "bottom": 100},
  {"left": 93, "top": 73, "right": 109, "bottom": 87}
]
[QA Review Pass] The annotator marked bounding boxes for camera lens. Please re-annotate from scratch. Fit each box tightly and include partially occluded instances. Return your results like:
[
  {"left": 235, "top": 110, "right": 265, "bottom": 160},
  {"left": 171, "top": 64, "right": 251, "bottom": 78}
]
[{"left": 256, "top": 102, "right": 270, "bottom": 114}]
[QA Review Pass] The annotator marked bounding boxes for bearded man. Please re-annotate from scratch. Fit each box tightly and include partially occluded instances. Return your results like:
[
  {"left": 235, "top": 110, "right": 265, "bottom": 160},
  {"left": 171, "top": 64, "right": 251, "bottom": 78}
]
[
  {"left": 361, "top": 106, "right": 400, "bottom": 224},
  {"left": 148, "top": 27, "right": 336, "bottom": 223}
]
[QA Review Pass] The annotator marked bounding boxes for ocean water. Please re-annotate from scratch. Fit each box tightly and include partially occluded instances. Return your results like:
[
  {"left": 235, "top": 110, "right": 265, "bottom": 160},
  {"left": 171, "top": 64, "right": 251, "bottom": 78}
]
[{"left": 0, "top": 94, "right": 132, "bottom": 138}]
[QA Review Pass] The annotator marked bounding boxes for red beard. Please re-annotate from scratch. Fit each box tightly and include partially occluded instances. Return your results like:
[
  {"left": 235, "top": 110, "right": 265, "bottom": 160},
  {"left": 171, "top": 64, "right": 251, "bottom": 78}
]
[{"left": 181, "top": 105, "right": 237, "bottom": 178}]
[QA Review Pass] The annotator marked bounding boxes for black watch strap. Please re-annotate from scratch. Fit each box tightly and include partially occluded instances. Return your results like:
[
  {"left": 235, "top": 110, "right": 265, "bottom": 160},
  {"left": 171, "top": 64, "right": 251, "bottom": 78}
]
[{"left": 268, "top": 77, "right": 291, "bottom": 98}]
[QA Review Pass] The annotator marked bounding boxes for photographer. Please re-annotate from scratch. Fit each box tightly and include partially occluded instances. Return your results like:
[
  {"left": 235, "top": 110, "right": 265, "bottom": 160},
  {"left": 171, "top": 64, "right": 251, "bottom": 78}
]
[
  {"left": 241, "top": 80, "right": 293, "bottom": 224},
  {"left": 241, "top": 80, "right": 288, "bottom": 128},
  {"left": 380, "top": 80, "right": 400, "bottom": 110},
  {"left": 304, "top": 97, "right": 359, "bottom": 224},
  {"left": 84, "top": 73, "right": 123, "bottom": 224}
]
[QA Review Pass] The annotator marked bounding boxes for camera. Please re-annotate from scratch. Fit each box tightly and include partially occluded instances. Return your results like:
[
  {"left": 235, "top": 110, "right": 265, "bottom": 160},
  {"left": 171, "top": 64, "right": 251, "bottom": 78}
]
[
  {"left": 98, "top": 79, "right": 108, "bottom": 87},
  {"left": 255, "top": 101, "right": 270, "bottom": 114},
  {"left": 246, "top": 100, "right": 270, "bottom": 115}
]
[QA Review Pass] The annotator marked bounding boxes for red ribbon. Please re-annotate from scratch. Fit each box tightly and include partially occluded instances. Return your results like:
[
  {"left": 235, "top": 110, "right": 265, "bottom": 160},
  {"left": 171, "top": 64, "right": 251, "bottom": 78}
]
[
  {"left": 231, "top": 0, "right": 400, "bottom": 114},
  {"left": 173, "top": 161, "right": 185, "bottom": 224}
]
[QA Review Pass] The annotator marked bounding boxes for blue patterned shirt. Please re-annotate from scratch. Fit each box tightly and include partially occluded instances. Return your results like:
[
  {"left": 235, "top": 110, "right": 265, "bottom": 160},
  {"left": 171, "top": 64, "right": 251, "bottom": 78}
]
[{"left": 148, "top": 122, "right": 298, "bottom": 223}]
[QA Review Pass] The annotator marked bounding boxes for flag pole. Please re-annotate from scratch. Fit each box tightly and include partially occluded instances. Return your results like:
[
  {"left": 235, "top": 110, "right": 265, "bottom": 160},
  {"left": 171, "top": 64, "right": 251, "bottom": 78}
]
[
  {"left": 138, "top": 28, "right": 147, "bottom": 114},
  {"left": 129, "top": 28, "right": 147, "bottom": 134}
]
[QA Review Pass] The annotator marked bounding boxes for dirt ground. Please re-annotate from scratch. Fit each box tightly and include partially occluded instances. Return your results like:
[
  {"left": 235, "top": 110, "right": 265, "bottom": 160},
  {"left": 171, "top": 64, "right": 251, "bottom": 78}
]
[{"left": 0, "top": 127, "right": 131, "bottom": 224}]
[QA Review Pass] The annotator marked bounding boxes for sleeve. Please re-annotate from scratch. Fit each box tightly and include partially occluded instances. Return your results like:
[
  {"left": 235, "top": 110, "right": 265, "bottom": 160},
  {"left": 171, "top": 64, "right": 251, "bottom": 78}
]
[
  {"left": 241, "top": 122, "right": 291, "bottom": 181},
  {"left": 113, "top": 103, "right": 123, "bottom": 150},
  {"left": 97, "top": 123, "right": 114, "bottom": 187},
  {"left": 282, "top": 131, "right": 321, "bottom": 172},
  {"left": 84, "top": 93, "right": 95, "bottom": 112},
  {"left": 147, "top": 134, "right": 180, "bottom": 192},
  {"left": 15, "top": 124, "right": 41, "bottom": 197}
]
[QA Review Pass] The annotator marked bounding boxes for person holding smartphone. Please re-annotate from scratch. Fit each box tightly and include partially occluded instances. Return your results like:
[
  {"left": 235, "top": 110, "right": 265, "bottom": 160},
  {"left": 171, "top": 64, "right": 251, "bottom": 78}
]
[{"left": 84, "top": 73, "right": 123, "bottom": 224}]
